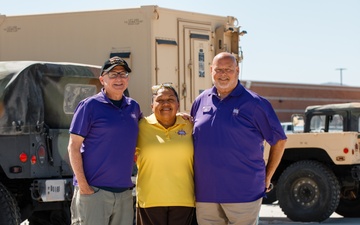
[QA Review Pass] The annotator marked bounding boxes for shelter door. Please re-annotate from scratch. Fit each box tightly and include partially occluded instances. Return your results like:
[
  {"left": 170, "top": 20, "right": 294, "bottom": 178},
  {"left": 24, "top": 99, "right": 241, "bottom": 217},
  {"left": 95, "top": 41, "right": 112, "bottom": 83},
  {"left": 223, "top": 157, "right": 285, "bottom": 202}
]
[
  {"left": 155, "top": 39, "right": 178, "bottom": 87},
  {"left": 179, "top": 21, "right": 213, "bottom": 112}
]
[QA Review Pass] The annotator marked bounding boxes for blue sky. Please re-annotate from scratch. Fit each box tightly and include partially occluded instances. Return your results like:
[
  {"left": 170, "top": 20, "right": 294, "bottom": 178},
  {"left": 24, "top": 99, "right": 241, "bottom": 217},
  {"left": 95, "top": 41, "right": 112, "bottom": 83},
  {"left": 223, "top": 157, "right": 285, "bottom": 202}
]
[{"left": 1, "top": 0, "right": 359, "bottom": 86}]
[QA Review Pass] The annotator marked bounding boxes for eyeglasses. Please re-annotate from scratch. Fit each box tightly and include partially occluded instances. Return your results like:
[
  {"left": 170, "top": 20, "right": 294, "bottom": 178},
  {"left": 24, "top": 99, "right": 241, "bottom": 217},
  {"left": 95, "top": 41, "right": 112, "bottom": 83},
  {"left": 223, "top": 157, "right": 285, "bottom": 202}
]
[
  {"left": 151, "top": 82, "right": 173, "bottom": 95},
  {"left": 105, "top": 71, "right": 129, "bottom": 79},
  {"left": 213, "top": 68, "right": 235, "bottom": 74}
]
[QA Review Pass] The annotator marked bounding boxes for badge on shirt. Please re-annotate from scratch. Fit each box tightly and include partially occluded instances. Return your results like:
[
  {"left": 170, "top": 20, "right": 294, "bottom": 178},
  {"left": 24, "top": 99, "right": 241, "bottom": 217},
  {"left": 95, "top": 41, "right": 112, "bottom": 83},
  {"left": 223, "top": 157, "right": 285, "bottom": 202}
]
[
  {"left": 177, "top": 129, "right": 187, "bottom": 136},
  {"left": 131, "top": 113, "right": 137, "bottom": 119}
]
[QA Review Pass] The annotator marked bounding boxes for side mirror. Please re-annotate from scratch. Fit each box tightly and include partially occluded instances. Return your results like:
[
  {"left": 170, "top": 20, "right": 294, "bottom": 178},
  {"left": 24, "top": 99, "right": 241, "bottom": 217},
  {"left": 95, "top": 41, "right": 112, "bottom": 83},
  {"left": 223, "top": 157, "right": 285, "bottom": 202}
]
[{"left": 291, "top": 114, "right": 304, "bottom": 133}]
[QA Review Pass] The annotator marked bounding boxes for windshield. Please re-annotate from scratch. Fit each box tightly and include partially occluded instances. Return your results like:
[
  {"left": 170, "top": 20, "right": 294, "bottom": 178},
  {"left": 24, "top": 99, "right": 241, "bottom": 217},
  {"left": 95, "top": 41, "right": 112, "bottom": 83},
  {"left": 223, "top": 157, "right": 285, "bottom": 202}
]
[{"left": 310, "top": 114, "right": 343, "bottom": 132}]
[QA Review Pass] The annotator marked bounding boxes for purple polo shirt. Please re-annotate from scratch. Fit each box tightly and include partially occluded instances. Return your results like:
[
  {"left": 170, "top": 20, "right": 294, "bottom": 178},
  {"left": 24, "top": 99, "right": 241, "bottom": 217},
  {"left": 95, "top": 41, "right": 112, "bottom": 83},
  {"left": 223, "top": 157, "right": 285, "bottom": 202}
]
[
  {"left": 190, "top": 82, "right": 286, "bottom": 203},
  {"left": 70, "top": 89, "right": 142, "bottom": 188}
]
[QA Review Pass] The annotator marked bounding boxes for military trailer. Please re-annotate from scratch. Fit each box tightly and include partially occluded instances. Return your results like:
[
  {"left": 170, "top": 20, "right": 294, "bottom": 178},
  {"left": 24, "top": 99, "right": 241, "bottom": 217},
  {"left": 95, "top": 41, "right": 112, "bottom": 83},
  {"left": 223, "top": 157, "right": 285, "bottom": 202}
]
[
  {"left": 0, "top": 5, "right": 245, "bottom": 115},
  {"left": 0, "top": 61, "right": 102, "bottom": 224},
  {"left": 264, "top": 102, "right": 360, "bottom": 222}
]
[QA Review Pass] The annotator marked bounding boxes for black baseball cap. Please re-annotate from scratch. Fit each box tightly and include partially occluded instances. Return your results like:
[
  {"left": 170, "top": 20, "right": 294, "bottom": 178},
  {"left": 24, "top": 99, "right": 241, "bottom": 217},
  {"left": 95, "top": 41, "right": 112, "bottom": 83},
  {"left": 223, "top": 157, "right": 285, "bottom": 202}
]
[{"left": 100, "top": 56, "right": 131, "bottom": 75}]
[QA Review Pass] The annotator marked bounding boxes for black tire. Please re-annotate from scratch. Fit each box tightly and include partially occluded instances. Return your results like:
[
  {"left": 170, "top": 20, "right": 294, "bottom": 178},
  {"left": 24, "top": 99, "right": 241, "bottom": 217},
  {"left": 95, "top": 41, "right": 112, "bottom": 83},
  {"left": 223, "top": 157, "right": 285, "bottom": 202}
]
[
  {"left": 28, "top": 211, "right": 50, "bottom": 225},
  {"left": 0, "top": 182, "right": 21, "bottom": 225},
  {"left": 276, "top": 160, "right": 340, "bottom": 222},
  {"left": 336, "top": 194, "right": 360, "bottom": 217},
  {"left": 29, "top": 208, "right": 71, "bottom": 225}
]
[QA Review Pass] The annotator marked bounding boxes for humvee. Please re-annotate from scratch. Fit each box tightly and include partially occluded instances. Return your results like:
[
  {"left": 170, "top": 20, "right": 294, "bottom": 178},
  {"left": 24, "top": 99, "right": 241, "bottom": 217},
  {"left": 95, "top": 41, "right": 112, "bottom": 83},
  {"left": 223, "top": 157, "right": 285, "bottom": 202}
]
[
  {"left": 264, "top": 102, "right": 360, "bottom": 222},
  {"left": 0, "top": 61, "right": 102, "bottom": 225}
]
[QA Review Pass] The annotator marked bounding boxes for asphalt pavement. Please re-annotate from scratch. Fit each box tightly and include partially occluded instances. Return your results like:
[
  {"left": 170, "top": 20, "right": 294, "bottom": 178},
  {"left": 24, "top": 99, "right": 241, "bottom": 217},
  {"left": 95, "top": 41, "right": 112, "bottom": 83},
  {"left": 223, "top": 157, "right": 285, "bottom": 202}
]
[
  {"left": 259, "top": 203, "right": 360, "bottom": 225},
  {"left": 21, "top": 203, "right": 360, "bottom": 225}
]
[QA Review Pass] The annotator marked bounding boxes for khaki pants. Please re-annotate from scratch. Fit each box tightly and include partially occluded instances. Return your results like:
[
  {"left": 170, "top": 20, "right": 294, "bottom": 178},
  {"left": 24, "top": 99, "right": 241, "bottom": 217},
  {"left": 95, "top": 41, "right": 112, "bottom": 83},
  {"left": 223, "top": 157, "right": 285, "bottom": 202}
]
[
  {"left": 71, "top": 186, "right": 134, "bottom": 225},
  {"left": 195, "top": 198, "right": 262, "bottom": 225}
]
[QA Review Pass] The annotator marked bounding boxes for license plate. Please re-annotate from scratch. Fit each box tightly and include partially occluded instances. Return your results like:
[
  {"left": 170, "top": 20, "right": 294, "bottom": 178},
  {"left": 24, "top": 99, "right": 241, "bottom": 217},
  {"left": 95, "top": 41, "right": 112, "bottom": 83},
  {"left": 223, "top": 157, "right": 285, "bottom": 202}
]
[{"left": 42, "top": 179, "right": 66, "bottom": 202}]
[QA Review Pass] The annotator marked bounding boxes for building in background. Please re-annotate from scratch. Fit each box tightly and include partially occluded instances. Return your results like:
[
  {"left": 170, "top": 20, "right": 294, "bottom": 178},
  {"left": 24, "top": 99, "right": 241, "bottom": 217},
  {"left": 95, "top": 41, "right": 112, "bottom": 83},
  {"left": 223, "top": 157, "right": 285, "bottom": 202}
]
[{"left": 241, "top": 80, "right": 360, "bottom": 122}]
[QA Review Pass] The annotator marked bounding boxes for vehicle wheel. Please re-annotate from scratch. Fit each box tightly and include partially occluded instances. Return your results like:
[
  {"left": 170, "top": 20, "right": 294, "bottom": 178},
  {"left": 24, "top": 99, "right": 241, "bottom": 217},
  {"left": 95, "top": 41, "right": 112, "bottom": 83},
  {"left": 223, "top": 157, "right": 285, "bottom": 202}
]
[
  {"left": 262, "top": 184, "right": 277, "bottom": 204},
  {"left": 276, "top": 160, "right": 340, "bottom": 222},
  {"left": 50, "top": 207, "right": 71, "bottom": 225},
  {"left": 29, "top": 208, "right": 70, "bottom": 225},
  {"left": 29, "top": 211, "right": 50, "bottom": 225},
  {"left": 336, "top": 193, "right": 360, "bottom": 217},
  {"left": 0, "top": 182, "right": 21, "bottom": 225}
]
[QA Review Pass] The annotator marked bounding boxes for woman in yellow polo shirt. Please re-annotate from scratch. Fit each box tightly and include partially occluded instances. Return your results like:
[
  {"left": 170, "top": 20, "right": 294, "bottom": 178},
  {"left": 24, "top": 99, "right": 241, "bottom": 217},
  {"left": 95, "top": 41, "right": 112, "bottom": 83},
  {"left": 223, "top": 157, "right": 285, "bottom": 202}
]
[{"left": 135, "top": 83, "right": 195, "bottom": 225}]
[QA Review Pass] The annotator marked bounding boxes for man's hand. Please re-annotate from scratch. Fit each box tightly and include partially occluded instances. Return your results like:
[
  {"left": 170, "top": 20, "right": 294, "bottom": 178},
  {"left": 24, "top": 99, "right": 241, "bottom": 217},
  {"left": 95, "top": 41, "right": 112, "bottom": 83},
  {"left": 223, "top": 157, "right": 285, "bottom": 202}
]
[
  {"left": 176, "top": 112, "right": 193, "bottom": 122},
  {"left": 79, "top": 185, "right": 95, "bottom": 195},
  {"left": 265, "top": 183, "right": 274, "bottom": 193}
]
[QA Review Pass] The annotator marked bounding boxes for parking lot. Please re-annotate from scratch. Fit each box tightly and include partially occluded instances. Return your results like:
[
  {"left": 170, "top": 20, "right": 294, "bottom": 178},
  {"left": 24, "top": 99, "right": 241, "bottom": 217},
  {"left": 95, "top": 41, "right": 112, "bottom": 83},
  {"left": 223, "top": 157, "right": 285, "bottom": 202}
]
[
  {"left": 259, "top": 203, "right": 360, "bottom": 224},
  {"left": 22, "top": 203, "right": 360, "bottom": 225}
]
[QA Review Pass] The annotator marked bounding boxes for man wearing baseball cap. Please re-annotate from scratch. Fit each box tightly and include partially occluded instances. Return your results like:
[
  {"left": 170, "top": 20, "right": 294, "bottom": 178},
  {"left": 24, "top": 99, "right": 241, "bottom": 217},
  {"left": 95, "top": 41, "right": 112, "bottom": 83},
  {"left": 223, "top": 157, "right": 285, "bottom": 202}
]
[{"left": 68, "top": 56, "right": 142, "bottom": 225}]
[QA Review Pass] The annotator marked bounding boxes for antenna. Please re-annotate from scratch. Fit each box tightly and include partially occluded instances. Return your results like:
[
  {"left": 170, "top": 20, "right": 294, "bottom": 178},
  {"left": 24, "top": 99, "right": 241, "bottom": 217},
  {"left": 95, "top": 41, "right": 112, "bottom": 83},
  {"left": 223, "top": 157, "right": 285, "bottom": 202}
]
[{"left": 335, "top": 68, "right": 346, "bottom": 85}]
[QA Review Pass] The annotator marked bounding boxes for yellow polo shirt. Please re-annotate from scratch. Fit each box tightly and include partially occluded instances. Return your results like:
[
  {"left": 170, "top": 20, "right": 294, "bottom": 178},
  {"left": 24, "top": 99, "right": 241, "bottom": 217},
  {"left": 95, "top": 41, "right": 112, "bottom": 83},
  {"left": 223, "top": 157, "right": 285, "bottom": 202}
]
[{"left": 136, "top": 114, "right": 195, "bottom": 208}]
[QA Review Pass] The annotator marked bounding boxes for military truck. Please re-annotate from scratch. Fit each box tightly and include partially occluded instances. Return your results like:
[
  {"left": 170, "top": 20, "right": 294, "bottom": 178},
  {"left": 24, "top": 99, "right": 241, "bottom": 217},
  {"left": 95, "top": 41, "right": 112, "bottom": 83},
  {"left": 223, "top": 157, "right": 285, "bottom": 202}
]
[
  {"left": 0, "top": 61, "right": 102, "bottom": 225},
  {"left": 264, "top": 102, "right": 360, "bottom": 222}
]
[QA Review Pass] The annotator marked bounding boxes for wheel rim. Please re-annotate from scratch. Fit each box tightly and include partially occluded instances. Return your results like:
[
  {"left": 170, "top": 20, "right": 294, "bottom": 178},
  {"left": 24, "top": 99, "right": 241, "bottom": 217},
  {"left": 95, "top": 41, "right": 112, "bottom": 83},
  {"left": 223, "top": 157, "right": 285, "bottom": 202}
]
[{"left": 292, "top": 177, "right": 319, "bottom": 207}]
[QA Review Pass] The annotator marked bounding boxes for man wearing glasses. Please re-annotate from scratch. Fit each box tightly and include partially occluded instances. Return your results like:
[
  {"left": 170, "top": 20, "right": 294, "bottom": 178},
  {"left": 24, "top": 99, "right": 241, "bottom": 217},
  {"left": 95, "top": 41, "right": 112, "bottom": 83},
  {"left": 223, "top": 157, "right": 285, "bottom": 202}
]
[
  {"left": 68, "top": 56, "right": 142, "bottom": 225},
  {"left": 190, "top": 52, "right": 287, "bottom": 225}
]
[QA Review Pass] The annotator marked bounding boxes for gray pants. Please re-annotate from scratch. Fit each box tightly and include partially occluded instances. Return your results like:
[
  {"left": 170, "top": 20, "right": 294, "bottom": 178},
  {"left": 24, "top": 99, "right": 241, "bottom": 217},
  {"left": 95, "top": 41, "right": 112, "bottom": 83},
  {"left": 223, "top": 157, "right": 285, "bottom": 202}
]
[{"left": 71, "top": 186, "right": 134, "bottom": 225}]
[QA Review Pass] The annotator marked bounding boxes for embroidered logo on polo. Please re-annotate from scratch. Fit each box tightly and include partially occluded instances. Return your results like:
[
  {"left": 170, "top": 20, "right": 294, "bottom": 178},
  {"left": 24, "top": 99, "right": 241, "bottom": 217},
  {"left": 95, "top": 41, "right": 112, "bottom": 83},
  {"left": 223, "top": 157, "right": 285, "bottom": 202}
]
[
  {"left": 177, "top": 129, "right": 187, "bottom": 136},
  {"left": 232, "top": 108, "right": 239, "bottom": 116},
  {"left": 202, "top": 106, "right": 211, "bottom": 112}
]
